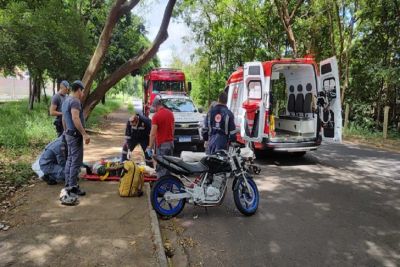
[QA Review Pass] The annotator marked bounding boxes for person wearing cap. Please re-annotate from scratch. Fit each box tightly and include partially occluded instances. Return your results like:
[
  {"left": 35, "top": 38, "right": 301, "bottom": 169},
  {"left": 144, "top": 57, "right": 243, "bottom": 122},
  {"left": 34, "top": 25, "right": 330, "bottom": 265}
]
[
  {"left": 60, "top": 80, "right": 90, "bottom": 206},
  {"left": 50, "top": 80, "right": 69, "bottom": 136},
  {"left": 121, "top": 112, "right": 151, "bottom": 162},
  {"left": 146, "top": 96, "right": 174, "bottom": 178}
]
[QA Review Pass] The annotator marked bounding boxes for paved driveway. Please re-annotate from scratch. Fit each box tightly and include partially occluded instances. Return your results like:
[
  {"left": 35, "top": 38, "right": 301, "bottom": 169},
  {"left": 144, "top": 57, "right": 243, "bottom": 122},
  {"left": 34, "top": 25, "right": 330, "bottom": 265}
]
[{"left": 160, "top": 142, "right": 400, "bottom": 267}]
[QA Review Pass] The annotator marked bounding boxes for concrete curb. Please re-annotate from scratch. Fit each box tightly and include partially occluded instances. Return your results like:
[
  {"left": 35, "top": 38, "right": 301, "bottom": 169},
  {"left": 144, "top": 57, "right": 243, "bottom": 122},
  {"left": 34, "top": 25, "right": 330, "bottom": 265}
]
[{"left": 146, "top": 183, "right": 168, "bottom": 267}]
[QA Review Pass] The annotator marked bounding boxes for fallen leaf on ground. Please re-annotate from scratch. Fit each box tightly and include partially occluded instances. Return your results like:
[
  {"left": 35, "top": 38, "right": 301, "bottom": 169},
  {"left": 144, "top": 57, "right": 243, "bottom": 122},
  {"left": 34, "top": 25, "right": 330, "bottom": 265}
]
[{"left": 179, "top": 237, "right": 197, "bottom": 248}]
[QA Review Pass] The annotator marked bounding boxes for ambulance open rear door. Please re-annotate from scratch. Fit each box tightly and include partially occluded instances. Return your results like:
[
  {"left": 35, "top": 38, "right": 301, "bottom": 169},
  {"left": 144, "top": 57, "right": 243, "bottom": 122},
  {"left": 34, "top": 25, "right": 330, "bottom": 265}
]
[
  {"left": 242, "top": 62, "right": 268, "bottom": 143},
  {"left": 319, "top": 57, "right": 342, "bottom": 143}
]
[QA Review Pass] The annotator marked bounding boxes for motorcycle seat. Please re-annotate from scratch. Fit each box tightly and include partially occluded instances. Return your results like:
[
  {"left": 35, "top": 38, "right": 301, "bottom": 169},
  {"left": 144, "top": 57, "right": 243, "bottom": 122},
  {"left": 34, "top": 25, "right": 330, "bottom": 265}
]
[{"left": 163, "top": 156, "right": 209, "bottom": 174}]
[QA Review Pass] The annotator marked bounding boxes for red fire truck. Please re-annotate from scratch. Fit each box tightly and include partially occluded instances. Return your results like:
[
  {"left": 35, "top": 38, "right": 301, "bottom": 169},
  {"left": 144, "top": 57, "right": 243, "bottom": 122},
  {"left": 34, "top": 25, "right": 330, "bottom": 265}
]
[
  {"left": 226, "top": 56, "right": 342, "bottom": 156},
  {"left": 143, "top": 68, "right": 191, "bottom": 116}
]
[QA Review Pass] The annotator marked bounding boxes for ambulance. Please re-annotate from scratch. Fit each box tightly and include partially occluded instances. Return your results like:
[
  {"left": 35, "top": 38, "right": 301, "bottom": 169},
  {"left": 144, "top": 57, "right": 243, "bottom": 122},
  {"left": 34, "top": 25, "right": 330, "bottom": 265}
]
[{"left": 226, "top": 56, "right": 342, "bottom": 155}]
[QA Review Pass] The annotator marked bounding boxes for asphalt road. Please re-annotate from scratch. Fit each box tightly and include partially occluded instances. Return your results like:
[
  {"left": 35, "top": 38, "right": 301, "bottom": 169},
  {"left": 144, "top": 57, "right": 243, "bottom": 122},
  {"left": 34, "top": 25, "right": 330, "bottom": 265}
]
[{"left": 160, "top": 142, "right": 400, "bottom": 267}]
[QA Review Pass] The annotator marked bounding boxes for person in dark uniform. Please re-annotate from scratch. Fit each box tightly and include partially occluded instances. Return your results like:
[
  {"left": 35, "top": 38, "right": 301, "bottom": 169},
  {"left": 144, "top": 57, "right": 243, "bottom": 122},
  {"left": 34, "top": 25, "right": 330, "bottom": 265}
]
[
  {"left": 146, "top": 96, "right": 175, "bottom": 178},
  {"left": 39, "top": 135, "right": 67, "bottom": 185},
  {"left": 60, "top": 80, "right": 90, "bottom": 206},
  {"left": 202, "top": 92, "right": 236, "bottom": 155},
  {"left": 50, "top": 80, "right": 69, "bottom": 136},
  {"left": 121, "top": 113, "right": 151, "bottom": 162}
]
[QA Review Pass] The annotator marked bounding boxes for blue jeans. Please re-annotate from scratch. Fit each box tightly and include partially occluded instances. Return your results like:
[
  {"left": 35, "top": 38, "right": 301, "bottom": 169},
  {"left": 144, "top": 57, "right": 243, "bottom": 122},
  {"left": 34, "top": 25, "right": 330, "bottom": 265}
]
[
  {"left": 206, "top": 134, "right": 228, "bottom": 155},
  {"left": 64, "top": 134, "right": 83, "bottom": 188},
  {"left": 40, "top": 163, "right": 65, "bottom": 182},
  {"left": 156, "top": 141, "right": 174, "bottom": 178}
]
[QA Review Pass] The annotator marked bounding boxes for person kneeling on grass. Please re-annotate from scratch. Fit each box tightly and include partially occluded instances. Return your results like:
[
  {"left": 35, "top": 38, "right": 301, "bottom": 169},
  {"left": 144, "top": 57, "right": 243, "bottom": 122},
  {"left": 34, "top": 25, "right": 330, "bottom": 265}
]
[{"left": 38, "top": 135, "right": 68, "bottom": 185}]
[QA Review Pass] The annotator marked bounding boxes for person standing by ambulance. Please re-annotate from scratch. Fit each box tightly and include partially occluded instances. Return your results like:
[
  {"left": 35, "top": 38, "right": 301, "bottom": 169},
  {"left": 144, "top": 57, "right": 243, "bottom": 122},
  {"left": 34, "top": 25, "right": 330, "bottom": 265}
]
[
  {"left": 60, "top": 80, "right": 90, "bottom": 206},
  {"left": 121, "top": 113, "right": 151, "bottom": 162},
  {"left": 146, "top": 96, "right": 174, "bottom": 178},
  {"left": 50, "top": 80, "right": 69, "bottom": 136},
  {"left": 202, "top": 92, "right": 236, "bottom": 155}
]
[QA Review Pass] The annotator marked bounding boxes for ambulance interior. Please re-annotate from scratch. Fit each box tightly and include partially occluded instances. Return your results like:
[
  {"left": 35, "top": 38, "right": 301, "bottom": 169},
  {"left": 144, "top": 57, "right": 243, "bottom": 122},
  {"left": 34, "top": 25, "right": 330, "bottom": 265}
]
[{"left": 269, "top": 64, "right": 318, "bottom": 142}]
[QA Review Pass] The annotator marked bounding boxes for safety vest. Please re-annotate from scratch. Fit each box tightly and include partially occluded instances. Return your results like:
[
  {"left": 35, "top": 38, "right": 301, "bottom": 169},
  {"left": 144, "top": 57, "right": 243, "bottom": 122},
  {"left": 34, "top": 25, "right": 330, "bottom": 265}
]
[{"left": 208, "top": 105, "right": 230, "bottom": 136}]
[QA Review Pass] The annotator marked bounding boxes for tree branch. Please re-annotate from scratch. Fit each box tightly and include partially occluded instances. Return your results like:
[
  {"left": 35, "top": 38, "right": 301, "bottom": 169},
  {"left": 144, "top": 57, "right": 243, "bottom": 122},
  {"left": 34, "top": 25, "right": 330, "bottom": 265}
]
[
  {"left": 120, "top": 0, "right": 140, "bottom": 15},
  {"left": 226, "top": 4, "right": 281, "bottom": 57},
  {"left": 289, "top": 0, "right": 304, "bottom": 21},
  {"left": 84, "top": 0, "right": 177, "bottom": 118},
  {"left": 81, "top": 0, "right": 129, "bottom": 103}
]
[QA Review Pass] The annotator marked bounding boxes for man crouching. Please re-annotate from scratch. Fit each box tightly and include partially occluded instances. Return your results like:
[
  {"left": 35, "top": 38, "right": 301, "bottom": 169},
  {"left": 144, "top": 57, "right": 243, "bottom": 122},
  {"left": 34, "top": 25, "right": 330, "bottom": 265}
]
[{"left": 121, "top": 112, "right": 151, "bottom": 162}]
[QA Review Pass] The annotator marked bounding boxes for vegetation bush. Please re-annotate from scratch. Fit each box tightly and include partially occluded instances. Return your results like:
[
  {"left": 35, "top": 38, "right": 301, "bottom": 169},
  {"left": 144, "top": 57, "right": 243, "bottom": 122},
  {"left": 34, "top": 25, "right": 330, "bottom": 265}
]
[
  {"left": 0, "top": 100, "right": 55, "bottom": 148},
  {"left": 0, "top": 97, "right": 122, "bottom": 194}
]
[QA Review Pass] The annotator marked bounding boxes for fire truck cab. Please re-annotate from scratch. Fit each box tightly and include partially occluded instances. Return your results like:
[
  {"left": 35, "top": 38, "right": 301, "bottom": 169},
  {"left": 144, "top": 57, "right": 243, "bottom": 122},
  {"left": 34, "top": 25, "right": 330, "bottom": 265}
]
[
  {"left": 143, "top": 68, "right": 191, "bottom": 116},
  {"left": 226, "top": 56, "right": 342, "bottom": 154}
]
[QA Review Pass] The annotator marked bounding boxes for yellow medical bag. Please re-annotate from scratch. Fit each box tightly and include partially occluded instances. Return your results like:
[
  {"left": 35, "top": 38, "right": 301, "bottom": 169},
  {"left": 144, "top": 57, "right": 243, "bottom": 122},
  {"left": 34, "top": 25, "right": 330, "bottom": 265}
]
[{"left": 119, "top": 161, "right": 144, "bottom": 197}]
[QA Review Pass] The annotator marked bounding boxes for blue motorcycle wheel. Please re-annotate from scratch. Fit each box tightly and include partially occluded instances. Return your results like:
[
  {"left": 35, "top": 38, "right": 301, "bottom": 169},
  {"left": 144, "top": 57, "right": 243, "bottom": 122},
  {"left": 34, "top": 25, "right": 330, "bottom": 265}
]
[
  {"left": 233, "top": 177, "right": 259, "bottom": 216},
  {"left": 151, "top": 176, "right": 186, "bottom": 219}
]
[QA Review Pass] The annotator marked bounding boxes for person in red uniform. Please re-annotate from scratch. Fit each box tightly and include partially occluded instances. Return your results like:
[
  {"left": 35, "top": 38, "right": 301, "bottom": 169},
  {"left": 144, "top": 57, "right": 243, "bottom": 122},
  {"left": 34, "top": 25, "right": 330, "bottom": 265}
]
[{"left": 146, "top": 96, "right": 175, "bottom": 178}]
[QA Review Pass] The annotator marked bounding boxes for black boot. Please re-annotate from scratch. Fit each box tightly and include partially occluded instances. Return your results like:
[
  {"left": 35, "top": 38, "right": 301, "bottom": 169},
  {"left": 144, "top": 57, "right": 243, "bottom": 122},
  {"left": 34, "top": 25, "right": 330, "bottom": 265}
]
[
  {"left": 42, "top": 175, "right": 57, "bottom": 185},
  {"left": 70, "top": 185, "right": 86, "bottom": 196}
]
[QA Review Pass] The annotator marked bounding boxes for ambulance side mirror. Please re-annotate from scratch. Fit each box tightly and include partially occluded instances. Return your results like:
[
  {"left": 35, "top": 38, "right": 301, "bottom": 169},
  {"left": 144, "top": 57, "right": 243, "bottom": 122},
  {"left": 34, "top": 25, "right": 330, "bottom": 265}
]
[
  {"left": 188, "top": 82, "right": 192, "bottom": 93},
  {"left": 198, "top": 107, "right": 204, "bottom": 113}
]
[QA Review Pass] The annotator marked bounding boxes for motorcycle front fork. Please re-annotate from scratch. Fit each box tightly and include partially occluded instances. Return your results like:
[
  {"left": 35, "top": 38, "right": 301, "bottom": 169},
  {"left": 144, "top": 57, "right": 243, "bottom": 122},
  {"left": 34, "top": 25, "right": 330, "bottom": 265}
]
[{"left": 234, "top": 171, "right": 253, "bottom": 197}]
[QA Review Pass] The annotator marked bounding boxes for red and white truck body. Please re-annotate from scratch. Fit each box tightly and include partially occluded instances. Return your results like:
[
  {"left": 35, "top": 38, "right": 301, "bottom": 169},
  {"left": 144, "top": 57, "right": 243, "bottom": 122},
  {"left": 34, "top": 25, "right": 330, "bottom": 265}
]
[
  {"left": 143, "top": 68, "right": 189, "bottom": 116},
  {"left": 226, "top": 56, "right": 342, "bottom": 153}
]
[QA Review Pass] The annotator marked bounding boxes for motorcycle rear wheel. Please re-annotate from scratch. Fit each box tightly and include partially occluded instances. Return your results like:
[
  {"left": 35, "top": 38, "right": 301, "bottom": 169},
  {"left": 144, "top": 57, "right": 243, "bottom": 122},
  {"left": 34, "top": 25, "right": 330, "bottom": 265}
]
[
  {"left": 233, "top": 176, "right": 259, "bottom": 216},
  {"left": 151, "top": 176, "right": 186, "bottom": 219}
]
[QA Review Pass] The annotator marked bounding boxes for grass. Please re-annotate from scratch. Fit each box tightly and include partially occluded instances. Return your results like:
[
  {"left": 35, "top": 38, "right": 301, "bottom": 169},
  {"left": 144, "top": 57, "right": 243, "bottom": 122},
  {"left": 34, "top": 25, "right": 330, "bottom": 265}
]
[
  {"left": 343, "top": 123, "right": 400, "bottom": 151},
  {"left": 127, "top": 103, "right": 134, "bottom": 113},
  {"left": 0, "top": 98, "right": 123, "bottom": 196},
  {"left": 0, "top": 100, "right": 55, "bottom": 149}
]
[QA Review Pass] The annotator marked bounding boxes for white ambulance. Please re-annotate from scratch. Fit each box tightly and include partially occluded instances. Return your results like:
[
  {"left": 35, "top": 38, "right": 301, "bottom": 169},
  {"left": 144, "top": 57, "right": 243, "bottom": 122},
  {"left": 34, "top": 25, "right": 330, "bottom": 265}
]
[{"left": 226, "top": 56, "right": 342, "bottom": 155}]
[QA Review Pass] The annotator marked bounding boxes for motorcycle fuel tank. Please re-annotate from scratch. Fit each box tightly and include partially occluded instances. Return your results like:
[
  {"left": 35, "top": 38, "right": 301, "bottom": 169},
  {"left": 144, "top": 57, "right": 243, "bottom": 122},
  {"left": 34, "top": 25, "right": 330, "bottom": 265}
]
[{"left": 201, "top": 154, "right": 231, "bottom": 174}]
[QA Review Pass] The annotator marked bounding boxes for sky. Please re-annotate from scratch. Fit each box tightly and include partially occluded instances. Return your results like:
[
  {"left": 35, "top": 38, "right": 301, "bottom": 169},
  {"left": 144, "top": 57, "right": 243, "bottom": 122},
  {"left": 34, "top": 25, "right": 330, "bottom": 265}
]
[{"left": 135, "top": 0, "right": 195, "bottom": 67}]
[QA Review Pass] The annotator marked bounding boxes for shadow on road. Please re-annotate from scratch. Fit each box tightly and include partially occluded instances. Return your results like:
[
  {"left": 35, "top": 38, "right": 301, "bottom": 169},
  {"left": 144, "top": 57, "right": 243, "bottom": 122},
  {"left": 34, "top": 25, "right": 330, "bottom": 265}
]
[{"left": 163, "top": 144, "right": 400, "bottom": 267}]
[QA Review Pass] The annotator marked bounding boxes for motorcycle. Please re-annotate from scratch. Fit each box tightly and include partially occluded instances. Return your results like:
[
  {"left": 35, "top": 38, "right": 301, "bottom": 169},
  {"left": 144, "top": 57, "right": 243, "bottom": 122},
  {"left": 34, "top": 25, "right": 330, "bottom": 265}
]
[{"left": 150, "top": 143, "right": 261, "bottom": 219}]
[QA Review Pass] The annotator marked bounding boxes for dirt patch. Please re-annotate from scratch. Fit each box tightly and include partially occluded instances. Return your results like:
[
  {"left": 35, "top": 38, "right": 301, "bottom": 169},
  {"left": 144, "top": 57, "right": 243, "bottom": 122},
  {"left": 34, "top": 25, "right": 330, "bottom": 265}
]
[
  {"left": 343, "top": 136, "right": 400, "bottom": 154},
  {"left": 0, "top": 107, "right": 158, "bottom": 266}
]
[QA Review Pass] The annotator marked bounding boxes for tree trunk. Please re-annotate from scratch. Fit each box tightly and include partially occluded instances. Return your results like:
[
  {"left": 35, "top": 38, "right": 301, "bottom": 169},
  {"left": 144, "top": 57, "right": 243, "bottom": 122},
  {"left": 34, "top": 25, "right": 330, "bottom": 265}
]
[
  {"left": 42, "top": 78, "right": 48, "bottom": 103},
  {"left": 340, "top": 0, "right": 358, "bottom": 104},
  {"left": 328, "top": 8, "right": 337, "bottom": 57},
  {"left": 52, "top": 79, "right": 56, "bottom": 95},
  {"left": 83, "top": 0, "right": 177, "bottom": 118},
  {"left": 334, "top": 1, "right": 344, "bottom": 79},
  {"left": 29, "top": 76, "right": 34, "bottom": 110},
  {"left": 81, "top": 0, "right": 140, "bottom": 103},
  {"left": 34, "top": 77, "right": 40, "bottom": 103},
  {"left": 274, "top": 0, "right": 304, "bottom": 58}
]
